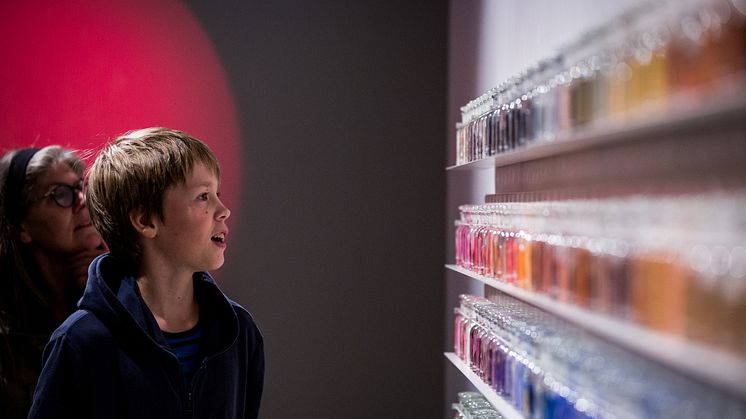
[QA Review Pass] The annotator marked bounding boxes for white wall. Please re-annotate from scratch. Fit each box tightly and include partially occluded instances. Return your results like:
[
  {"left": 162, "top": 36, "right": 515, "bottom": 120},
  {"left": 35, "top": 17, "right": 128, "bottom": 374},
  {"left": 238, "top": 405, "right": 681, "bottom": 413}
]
[{"left": 445, "top": 0, "right": 646, "bottom": 416}]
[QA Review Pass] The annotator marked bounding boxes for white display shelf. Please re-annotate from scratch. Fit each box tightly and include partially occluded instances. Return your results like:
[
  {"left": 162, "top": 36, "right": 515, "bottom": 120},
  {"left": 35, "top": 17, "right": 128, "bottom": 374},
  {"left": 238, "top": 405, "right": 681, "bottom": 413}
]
[
  {"left": 445, "top": 352, "right": 525, "bottom": 419},
  {"left": 446, "top": 264, "right": 746, "bottom": 398},
  {"left": 446, "top": 90, "right": 746, "bottom": 171}
]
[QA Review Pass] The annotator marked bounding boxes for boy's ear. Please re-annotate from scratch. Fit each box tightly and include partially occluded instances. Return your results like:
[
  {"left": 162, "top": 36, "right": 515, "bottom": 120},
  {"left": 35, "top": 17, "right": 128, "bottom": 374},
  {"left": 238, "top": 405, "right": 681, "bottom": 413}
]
[{"left": 129, "top": 206, "right": 157, "bottom": 239}]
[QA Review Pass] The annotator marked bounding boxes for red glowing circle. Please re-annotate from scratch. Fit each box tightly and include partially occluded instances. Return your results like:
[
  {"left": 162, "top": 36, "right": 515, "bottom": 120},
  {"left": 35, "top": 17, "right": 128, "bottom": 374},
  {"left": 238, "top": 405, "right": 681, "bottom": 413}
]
[{"left": 0, "top": 0, "right": 241, "bottom": 218}]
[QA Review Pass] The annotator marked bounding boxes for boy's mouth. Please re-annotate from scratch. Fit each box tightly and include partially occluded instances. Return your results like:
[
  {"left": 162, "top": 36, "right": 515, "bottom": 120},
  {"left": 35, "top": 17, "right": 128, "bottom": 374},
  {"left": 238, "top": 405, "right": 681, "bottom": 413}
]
[{"left": 211, "top": 232, "right": 227, "bottom": 244}]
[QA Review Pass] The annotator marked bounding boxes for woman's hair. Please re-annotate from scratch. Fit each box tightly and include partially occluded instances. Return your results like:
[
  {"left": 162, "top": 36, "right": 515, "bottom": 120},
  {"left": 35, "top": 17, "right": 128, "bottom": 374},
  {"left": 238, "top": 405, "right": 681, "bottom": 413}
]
[
  {"left": 86, "top": 127, "right": 220, "bottom": 270},
  {"left": 0, "top": 146, "right": 84, "bottom": 326}
]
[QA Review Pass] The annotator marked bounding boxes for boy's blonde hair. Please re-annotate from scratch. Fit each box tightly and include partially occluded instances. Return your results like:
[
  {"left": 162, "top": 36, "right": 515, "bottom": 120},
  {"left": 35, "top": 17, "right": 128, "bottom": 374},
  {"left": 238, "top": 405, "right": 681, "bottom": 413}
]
[{"left": 86, "top": 128, "right": 220, "bottom": 269}]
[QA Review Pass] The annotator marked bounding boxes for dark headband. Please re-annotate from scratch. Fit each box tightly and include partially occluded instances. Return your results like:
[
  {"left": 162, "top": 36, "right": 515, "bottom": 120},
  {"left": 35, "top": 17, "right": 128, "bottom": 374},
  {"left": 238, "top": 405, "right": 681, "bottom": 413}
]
[{"left": 4, "top": 147, "right": 41, "bottom": 223}]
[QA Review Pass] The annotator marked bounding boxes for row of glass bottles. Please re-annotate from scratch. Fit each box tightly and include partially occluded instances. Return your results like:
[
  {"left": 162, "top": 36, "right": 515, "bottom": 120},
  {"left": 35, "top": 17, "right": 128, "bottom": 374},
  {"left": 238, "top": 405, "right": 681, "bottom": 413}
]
[
  {"left": 455, "top": 0, "right": 746, "bottom": 165},
  {"left": 453, "top": 193, "right": 746, "bottom": 355},
  {"left": 453, "top": 293, "right": 746, "bottom": 419},
  {"left": 452, "top": 392, "right": 504, "bottom": 419}
]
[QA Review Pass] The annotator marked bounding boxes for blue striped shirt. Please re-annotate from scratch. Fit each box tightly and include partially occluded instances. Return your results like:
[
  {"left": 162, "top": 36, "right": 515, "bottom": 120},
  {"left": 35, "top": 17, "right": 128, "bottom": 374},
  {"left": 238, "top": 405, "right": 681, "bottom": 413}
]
[{"left": 163, "top": 322, "right": 203, "bottom": 380}]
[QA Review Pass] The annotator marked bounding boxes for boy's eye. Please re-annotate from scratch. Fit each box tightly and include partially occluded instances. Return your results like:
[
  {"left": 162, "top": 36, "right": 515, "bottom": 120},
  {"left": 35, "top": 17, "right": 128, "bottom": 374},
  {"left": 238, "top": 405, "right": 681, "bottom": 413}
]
[{"left": 198, "top": 192, "right": 209, "bottom": 201}]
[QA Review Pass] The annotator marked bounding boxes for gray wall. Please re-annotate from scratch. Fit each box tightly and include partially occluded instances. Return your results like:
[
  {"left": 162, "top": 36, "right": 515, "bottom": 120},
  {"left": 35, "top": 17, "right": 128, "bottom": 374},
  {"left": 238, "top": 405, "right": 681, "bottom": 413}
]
[{"left": 184, "top": 1, "right": 447, "bottom": 417}]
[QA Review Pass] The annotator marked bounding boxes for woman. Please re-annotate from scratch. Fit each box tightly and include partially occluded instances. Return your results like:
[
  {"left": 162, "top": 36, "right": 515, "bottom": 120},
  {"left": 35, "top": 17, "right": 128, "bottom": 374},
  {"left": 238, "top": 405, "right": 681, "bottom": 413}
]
[{"left": 0, "top": 146, "right": 106, "bottom": 418}]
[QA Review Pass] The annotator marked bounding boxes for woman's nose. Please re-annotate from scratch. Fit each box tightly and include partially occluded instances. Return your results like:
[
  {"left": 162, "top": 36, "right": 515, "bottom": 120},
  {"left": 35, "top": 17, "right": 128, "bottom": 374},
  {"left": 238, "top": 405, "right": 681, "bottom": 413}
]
[{"left": 73, "top": 189, "right": 86, "bottom": 212}]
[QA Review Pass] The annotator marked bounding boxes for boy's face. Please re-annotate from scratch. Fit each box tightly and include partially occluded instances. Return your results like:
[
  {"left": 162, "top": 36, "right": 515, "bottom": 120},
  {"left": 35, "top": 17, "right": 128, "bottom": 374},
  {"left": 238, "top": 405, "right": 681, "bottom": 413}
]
[{"left": 150, "top": 161, "right": 230, "bottom": 274}]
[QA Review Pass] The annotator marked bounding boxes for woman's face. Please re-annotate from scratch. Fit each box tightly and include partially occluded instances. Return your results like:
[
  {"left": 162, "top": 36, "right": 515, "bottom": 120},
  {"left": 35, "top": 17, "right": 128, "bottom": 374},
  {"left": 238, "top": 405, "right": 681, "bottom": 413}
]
[{"left": 18, "top": 162, "right": 102, "bottom": 255}]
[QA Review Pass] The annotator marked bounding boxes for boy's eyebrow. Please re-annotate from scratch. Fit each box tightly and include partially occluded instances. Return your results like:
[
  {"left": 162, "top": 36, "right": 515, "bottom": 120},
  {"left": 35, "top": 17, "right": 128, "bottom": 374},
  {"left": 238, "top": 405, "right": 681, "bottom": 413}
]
[{"left": 189, "top": 180, "right": 218, "bottom": 188}]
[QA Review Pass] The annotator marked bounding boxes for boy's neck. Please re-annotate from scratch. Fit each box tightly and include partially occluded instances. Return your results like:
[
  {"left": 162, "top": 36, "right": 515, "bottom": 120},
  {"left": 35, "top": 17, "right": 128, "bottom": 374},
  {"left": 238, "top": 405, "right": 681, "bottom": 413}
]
[{"left": 136, "top": 265, "right": 200, "bottom": 333}]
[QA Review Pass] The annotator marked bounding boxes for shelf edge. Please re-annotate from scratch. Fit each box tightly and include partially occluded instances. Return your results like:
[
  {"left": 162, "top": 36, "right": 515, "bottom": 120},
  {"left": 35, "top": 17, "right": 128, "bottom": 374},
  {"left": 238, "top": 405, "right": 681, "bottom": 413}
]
[
  {"left": 444, "top": 352, "right": 525, "bottom": 419},
  {"left": 445, "top": 264, "right": 746, "bottom": 398},
  {"left": 446, "top": 92, "right": 746, "bottom": 172}
]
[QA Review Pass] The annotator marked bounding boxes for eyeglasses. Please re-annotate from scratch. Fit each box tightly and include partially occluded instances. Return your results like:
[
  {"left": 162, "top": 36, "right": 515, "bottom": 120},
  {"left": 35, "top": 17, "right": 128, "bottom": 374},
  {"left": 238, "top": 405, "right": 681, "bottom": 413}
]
[{"left": 41, "top": 180, "right": 84, "bottom": 208}]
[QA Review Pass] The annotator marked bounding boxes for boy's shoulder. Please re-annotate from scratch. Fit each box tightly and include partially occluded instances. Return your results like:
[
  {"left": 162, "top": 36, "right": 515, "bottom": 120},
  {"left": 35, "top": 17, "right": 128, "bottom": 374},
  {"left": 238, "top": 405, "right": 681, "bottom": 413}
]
[
  {"left": 227, "top": 299, "right": 257, "bottom": 323},
  {"left": 226, "top": 299, "right": 263, "bottom": 338},
  {"left": 195, "top": 274, "right": 260, "bottom": 332},
  {"left": 49, "top": 309, "right": 111, "bottom": 347}
]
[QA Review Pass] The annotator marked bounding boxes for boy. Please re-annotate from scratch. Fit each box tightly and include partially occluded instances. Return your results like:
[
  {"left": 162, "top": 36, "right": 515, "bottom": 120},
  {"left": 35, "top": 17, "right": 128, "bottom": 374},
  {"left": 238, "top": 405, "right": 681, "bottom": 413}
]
[{"left": 28, "top": 128, "right": 264, "bottom": 418}]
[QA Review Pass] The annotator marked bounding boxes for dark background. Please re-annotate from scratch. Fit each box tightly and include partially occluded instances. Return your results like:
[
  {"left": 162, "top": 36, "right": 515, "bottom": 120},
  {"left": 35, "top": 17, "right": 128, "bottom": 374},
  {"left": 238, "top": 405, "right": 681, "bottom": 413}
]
[{"left": 184, "top": 1, "right": 448, "bottom": 417}]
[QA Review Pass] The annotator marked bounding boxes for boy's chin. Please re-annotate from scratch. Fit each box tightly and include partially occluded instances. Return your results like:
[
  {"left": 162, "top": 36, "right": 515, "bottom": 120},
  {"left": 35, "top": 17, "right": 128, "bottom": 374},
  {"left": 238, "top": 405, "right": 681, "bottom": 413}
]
[{"left": 206, "top": 258, "right": 225, "bottom": 272}]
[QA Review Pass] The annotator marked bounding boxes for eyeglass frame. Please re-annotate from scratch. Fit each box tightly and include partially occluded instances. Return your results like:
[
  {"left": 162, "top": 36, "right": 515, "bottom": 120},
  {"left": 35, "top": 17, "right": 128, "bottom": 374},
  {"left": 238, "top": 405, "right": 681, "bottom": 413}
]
[{"left": 36, "top": 179, "right": 85, "bottom": 209}]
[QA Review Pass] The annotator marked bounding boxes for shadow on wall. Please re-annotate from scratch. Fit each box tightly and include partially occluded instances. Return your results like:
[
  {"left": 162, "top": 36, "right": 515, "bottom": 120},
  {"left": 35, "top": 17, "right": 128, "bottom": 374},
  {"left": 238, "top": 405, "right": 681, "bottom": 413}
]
[{"left": 184, "top": 0, "right": 448, "bottom": 418}]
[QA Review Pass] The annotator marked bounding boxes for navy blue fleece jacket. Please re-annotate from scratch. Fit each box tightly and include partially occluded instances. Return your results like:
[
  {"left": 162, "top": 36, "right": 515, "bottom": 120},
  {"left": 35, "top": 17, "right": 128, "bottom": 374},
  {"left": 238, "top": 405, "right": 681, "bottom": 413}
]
[{"left": 28, "top": 254, "right": 264, "bottom": 418}]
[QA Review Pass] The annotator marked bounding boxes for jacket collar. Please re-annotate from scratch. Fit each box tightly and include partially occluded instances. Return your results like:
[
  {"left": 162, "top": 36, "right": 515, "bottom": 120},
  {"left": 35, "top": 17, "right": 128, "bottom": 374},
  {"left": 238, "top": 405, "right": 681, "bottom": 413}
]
[{"left": 80, "top": 253, "right": 239, "bottom": 357}]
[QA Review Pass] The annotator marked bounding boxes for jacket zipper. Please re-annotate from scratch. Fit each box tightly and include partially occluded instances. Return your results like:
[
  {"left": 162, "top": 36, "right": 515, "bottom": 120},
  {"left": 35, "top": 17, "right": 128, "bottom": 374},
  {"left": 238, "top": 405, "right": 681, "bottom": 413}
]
[
  {"left": 186, "top": 391, "right": 193, "bottom": 418},
  {"left": 185, "top": 361, "right": 207, "bottom": 419}
]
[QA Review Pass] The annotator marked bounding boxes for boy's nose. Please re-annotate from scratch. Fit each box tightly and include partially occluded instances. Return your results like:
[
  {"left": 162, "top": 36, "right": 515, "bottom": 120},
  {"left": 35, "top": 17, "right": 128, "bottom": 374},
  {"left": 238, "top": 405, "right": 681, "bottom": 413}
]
[{"left": 217, "top": 203, "right": 231, "bottom": 221}]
